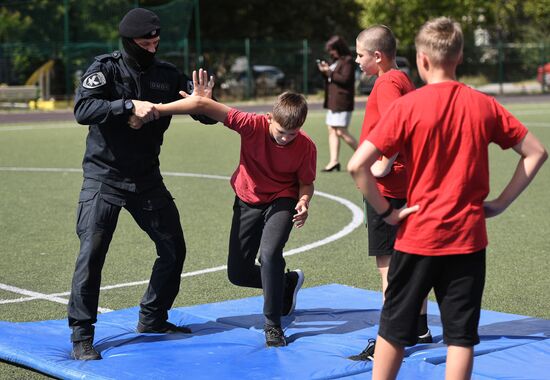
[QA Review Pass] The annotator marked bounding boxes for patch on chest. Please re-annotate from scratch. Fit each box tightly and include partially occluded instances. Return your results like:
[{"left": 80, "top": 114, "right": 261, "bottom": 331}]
[{"left": 149, "top": 81, "right": 170, "bottom": 91}]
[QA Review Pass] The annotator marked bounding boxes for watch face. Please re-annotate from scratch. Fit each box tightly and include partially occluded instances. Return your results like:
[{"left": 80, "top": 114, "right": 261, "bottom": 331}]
[{"left": 125, "top": 100, "right": 133, "bottom": 110}]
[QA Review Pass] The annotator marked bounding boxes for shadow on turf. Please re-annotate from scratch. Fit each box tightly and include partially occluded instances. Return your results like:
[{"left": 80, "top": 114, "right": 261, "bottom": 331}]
[
  {"left": 94, "top": 307, "right": 387, "bottom": 351},
  {"left": 94, "top": 309, "right": 550, "bottom": 355}
]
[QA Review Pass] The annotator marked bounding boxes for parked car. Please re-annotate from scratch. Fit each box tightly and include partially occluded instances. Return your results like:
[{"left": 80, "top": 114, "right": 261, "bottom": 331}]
[
  {"left": 356, "top": 56, "right": 411, "bottom": 94},
  {"left": 220, "top": 59, "right": 285, "bottom": 97},
  {"left": 537, "top": 62, "right": 550, "bottom": 88}
]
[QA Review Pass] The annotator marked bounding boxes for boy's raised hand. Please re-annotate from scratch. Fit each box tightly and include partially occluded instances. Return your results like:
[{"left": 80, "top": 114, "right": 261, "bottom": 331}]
[{"left": 179, "top": 68, "right": 215, "bottom": 99}]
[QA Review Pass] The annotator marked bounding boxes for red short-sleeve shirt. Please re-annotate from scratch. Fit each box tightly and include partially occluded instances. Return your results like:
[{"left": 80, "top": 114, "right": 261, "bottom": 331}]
[
  {"left": 224, "top": 109, "right": 317, "bottom": 205},
  {"left": 367, "top": 82, "right": 528, "bottom": 255},
  {"left": 359, "top": 70, "right": 415, "bottom": 198}
]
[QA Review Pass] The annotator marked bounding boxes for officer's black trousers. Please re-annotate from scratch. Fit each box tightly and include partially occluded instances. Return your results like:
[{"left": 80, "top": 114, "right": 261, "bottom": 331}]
[
  {"left": 68, "top": 179, "right": 186, "bottom": 342},
  {"left": 227, "top": 196, "right": 296, "bottom": 327}
]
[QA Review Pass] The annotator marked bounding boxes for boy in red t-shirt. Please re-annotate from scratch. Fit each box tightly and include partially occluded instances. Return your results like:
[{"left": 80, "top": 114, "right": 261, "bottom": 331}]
[
  {"left": 349, "top": 25, "right": 430, "bottom": 362},
  {"left": 135, "top": 70, "right": 316, "bottom": 348},
  {"left": 348, "top": 17, "right": 547, "bottom": 379}
]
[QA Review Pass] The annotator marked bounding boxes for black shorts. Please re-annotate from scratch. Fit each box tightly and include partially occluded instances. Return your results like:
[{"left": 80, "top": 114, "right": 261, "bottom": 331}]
[
  {"left": 364, "top": 197, "right": 406, "bottom": 256},
  {"left": 379, "top": 249, "right": 486, "bottom": 347}
]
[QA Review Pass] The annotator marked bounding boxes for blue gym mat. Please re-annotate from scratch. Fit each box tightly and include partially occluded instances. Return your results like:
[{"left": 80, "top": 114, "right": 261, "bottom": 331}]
[{"left": 0, "top": 284, "right": 548, "bottom": 379}]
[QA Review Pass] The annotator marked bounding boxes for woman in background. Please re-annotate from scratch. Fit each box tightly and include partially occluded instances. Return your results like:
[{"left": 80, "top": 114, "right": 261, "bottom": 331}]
[{"left": 318, "top": 35, "right": 357, "bottom": 172}]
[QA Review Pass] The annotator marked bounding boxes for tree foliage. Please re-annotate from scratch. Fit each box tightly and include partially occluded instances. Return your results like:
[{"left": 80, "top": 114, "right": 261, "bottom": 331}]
[
  {"left": 196, "top": 0, "right": 362, "bottom": 43},
  {"left": 355, "top": 0, "right": 550, "bottom": 81},
  {"left": 356, "top": 0, "right": 550, "bottom": 47}
]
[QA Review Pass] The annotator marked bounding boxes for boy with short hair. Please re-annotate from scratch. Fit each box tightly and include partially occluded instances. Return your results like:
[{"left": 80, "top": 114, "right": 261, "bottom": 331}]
[
  {"left": 349, "top": 25, "right": 431, "bottom": 362},
  {"left": 137, "top": 70, "right": 315, "bottom": 347},
  {"left": 348, "top": 17, "right": 547, "bottom": 379}
]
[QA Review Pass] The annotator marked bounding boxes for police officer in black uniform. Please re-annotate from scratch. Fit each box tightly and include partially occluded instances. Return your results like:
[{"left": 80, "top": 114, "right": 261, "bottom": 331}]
[{"left": 68, "top": 8, "right": 216, "bottom": 360}]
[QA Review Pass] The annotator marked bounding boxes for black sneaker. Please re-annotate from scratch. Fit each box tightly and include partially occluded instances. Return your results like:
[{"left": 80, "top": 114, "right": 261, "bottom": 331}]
[
  {"left": 417, "top": 329, "right": 433, "bottom": 344},
  {"left": 348, "top": 338, "right": 376, "bottom": 361},
  {"left": 137, "top": 321, "right": 191, "bottom": 334},
  {"left": 72, "top": 338, "right": 101, "bottom": 360},
  {"left": 282, "top": 269, "right": 304, "bottom": 316},
  {"left": 264, "top": 325, "right": 287, "bottom": 347}
]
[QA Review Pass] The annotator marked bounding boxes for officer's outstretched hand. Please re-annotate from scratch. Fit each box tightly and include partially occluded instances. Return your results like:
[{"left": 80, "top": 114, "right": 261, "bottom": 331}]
[{"left": 179, "top": 68, "right": 215, "bottom": 99}]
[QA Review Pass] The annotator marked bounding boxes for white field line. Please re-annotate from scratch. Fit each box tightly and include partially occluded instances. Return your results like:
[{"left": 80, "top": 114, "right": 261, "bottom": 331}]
[
  {"left": 0, "top": 124, "right": 86, "bottom": 132},
  {"left": 0, "top": 167, "right": 363, "bottom": 313},
  {"left": 524, "top": 122, "right": 550, "bottom": 128},
  {"left": 0, "top": 167, "right": 82, "bottom": 173},
  {"left": 511, "top": 109, "right": 550, "bottom": 115},
  {"left": 0, "top": 283, "right": 112, "bottom": 313}
]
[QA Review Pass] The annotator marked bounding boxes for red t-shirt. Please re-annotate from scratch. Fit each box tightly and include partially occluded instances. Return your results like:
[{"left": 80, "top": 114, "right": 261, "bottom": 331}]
[
  {"left": 359, "top": 70, "right": 415, "bottom": 198},
  {"left": 368, "top": 81, "right": 528, "bottom": 256},
  {"left": 224, "top": 109, "right": 317, "bottom": 205}
]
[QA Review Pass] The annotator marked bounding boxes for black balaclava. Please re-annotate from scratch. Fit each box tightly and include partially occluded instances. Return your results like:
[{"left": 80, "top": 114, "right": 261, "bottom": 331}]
[{"left": 118, "top": 8, "right": 161, "bottom": 70}]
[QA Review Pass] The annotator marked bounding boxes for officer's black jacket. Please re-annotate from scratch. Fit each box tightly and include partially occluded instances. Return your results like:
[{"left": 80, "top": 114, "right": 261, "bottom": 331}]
[{"left": 74, "top": 50, "right": 216, "bottom": 192}]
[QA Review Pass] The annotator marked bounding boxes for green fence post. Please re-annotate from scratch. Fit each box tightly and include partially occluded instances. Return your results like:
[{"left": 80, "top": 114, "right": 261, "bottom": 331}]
[
  {"left": 541, "top": 42, "right": 546, "bottom": 93},
  {"left": 194, "top": 0, "right": 203, "bottom": 67},
  {"left": 245, "top": 38, "right": 252, "bottom": 99},
  {"left": 497, "top": 41, "right": 504, "bottom": 95},
  {"left": 64, "top": 0, "right": 70, "bottom": 99},
  {"left": 183, "top": 38, "right": 189, "bottom": 74},
  {"left": 303, "top": 39, "right": 308, "bottom": 95}
]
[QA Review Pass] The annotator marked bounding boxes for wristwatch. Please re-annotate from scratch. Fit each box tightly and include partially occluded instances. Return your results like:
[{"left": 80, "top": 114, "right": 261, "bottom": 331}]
[{"left": 124, "top": 99, "right": 134, "bottom": 114}]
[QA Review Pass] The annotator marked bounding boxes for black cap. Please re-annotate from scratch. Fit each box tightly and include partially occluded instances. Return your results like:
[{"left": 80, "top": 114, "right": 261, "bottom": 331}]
[{"left": 119, "top": 8, "right": 160, "bottom": 39}]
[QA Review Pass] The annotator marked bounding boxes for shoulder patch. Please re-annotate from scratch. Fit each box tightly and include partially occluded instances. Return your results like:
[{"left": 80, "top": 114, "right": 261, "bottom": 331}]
[{"left": 83, "top": 72, "right": 107, "bottom": 89}]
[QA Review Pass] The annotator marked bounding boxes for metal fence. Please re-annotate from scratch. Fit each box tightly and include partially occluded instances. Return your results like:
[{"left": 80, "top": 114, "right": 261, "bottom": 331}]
[{"left": 1, "top": 38, "right": 549, "bottom": 100}]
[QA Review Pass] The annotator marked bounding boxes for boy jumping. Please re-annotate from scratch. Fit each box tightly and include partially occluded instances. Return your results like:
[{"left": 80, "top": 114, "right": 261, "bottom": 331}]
[
  {"left": 348, "top": 17, "right": 547, "bottom": 379},
  {"left": 132, "top": 70, "right": 315, "bottom": 347}
]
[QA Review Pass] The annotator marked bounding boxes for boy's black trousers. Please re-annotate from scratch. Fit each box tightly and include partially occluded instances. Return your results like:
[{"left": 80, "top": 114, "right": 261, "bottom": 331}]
[{"left": 227, "top": 196, "right": 296, "bottom": 327}]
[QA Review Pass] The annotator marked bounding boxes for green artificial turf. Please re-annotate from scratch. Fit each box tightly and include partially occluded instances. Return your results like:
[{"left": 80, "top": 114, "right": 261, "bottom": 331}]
[{"left": 0, "top": 101, "right": 548, "bottom": 379}]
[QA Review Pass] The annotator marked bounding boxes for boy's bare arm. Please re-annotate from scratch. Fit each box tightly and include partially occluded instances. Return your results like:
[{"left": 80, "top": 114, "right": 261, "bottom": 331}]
[
  {"left": 370, "top": 153, "right": 398, "bottom": 178},
  {"left": 293, "top": 182, "right": 314, "bottom": 228},
  {"left": 348, "top": 140, "right": 418, "bottom": 225},
  {"left": 484, "top": 132, "right": 547, "bottom": 218},
  {"left": 155, "top": 96, "right": 230, "bottom": 123}
]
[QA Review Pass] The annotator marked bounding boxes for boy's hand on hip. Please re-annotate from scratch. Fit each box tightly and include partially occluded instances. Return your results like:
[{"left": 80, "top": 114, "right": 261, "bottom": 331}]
[
  {"left": 384, "top": 204, "right": 419, "bottom": 226},
  {"left": 483, "top": 199, "right": 506, "bottom": 218}
]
